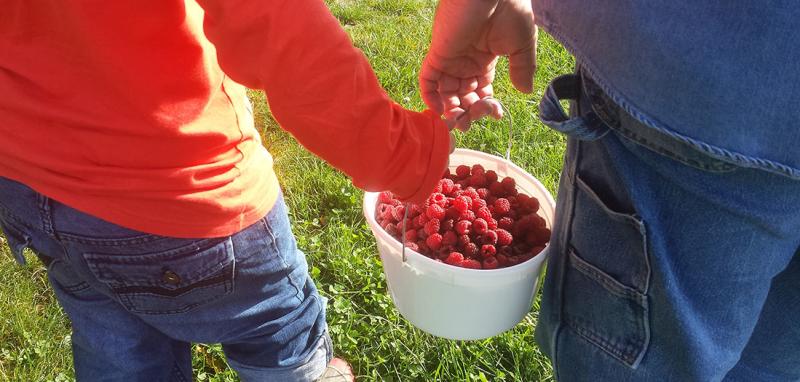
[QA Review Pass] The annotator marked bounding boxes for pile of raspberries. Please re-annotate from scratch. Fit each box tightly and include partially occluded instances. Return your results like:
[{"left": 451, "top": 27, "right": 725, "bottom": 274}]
[{"left": 375, "top": 164, "right": 550, "bottom": 270}]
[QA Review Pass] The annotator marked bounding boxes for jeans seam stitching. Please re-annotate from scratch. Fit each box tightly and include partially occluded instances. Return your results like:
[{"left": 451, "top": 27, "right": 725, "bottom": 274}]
[
  {"left": 613, "top": 124, "right": 735, "bottom": 172},
  {"left": 563, "top": 319, "right": 639, "bottom": 367},
  {"left": 568, "top": 249, "right": 644, "bottom": 301},
  {"left": 58, "top": 233, "right": 165, "bottom": 246},
  {"left": 172, "top": 362, "right": 189, "bottom": 382},
  {"left": 261, "top": 218, "right": 304, "bottom": 302}
]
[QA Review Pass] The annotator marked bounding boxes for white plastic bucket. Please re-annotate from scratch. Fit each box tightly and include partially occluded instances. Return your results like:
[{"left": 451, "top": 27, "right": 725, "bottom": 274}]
[{"left": 363, "top": 148, "right": 556, "bottom": 340}]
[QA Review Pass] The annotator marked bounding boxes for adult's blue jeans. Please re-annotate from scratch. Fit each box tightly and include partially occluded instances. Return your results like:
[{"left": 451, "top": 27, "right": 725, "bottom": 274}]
[
  {"left": 0, "top": 180, "right": 331, "bottom": 382},
  {"left": 535, "top": 70, "right": 800, "bottom": 381}
]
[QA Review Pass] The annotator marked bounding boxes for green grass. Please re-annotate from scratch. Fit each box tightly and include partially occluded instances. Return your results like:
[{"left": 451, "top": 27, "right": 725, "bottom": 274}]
[{"left": 0, "top": 1, "right": 573, "bottom": 381}]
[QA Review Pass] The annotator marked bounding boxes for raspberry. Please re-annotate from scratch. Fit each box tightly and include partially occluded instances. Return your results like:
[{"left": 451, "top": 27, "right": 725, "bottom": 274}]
[
  {"left": 426, "top": 203, "right": 446, "bottom": 220},
  {"left": 458, "top": 209, "right": 476, "bottom": 221},
  {"left": 441, "top": 219, "right": 455, "bottom": 233},
  {"left": 416, "top": 241, "right": 429, "bottom": 253},
  {"left": 430, "top": 192, "right": 448, "bottom": 207},
  {"left": 480, "top": 244, "right": 497, "bottom": 258},
  {"left": 378, "top": 204, "right": 394, "bottom": 222},
  {"left": 445, "top": 251, "right": 464, "bottom": 265},
  {"left": 442, "top": 231, "right": 458, "bottom": 247},
  {"left": 458, "top": 234, "right": 471, "bottom": 247},
  {"left": 498, "top": 217, "right": 514, "bottom": 230},
  {"left": 518, "top": 253, "right": 535, "bottom": 263},
  {"left": 424, "top": 219, "right": 440, "bottom": 235},
  {"left": 455, "top": 165, "right": 471, "bottom": 179},
  {"left": 469, "top": 173, "right": 487, "bottom": 188},
  {"left": 496, "top": 229, "right": 513, "bottom": 246},
  {"left": 462, "top": 187, "right": 479, "bottom": 200},
  {"left": 483, "top": 256, "right": 499, "bottom": 269},
  {"left": 513, "top": 215, "right": 532, "bottom": 233},
  {"left": 453, "top": 195, "right": 472, "bottom": 212},
  {"left": 439, "top": 178, "right": 455, "bottom": 195},
  {"left": 404, "top": 242, "right": 419, "bottom": 252},
  {"left": 463, "top": 242, "right": 479, "bottom": 257},
  {"left": 534, "top": 227, "right": 552, "bottom": 243},
  {"left": 404, "top": 229, "right": 418, "bottom": 243},
  {"left": 526, "top": 197, "right": 540, "bottom": 212},
  {"left": 473, "top": 218, "right": 488, "bottom": 234},
  {"left": 378, "top": 191, "right": 394, "bottom": 204},
  {"left": 493, "top": 198, "right": 511, "bottom": 215},
  {"left": 476, "top": 207, "right": 492, "bottom": 222},
  {"left": 445, "top": 206, "right": 461, "bottom": 219},
  {"left": 455, "top": 220, "right": 472, "bottom": 235},
  {"left": 384, "top": 223, "right": 399, "bottom": 237},
  {"left": 476, "top": 188, "right": 490, "bottom": 199},
  {"left": 472, "top": 198, "right": 488, "bottom": 211},
  {"left": 413, "top": 214, "right": 428, "bottom": 229},
  {"left": 432, "top": 181, "right": 443, "bottom": 194},
  {"left": 531, "top": 246, "right": 546, "bottom": 256},
  {"left": 471, "top": 164, "right": 485, "bottom": 176},
  {"left": 489, "top": 182, "right": 505, "bottom": 197},
  {"left": 513, "top": 243, "right": 529, "bottom": 255},
  {"left": 426, "top": 233, "right": 443, "bottom": 250},
  {"left": 485, "top": 170, "right": 498, "bottom": 184},
  {"left": 392, "top": 205, "right": 407, "bottom": 221},
  {"left": 483, "top": 230, "right": 498, "bottom": 245},
  {"left": 437, "top": 250, "right": 451, "bottom": 261},
  {"left": 459, "top": 259, "right": 482, "bottom": 269},
  {"left": 498, "top": 246, "right": 513, "bottom": 258},
  {"left": 488, "top": 218, "right": 498, "bottom": 230},
  {"left": 496, "top": 254, "right": 509, "bottom": 266},
  {"left": 501, "top": 176, "right": 516, "bottom": 190}
]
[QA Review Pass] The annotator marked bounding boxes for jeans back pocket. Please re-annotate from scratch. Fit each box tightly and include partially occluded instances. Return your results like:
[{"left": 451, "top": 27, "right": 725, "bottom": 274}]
[
  {"left": 83, "top": 238, "right": 235, "bottom": 315},
  {"left": 559, "top": 174, "right": 651, "bottom": 368}
]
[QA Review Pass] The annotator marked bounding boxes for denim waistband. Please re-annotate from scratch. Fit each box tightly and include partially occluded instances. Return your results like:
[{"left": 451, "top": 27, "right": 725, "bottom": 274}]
[{"left": 538, "top": 70, "right": 800, "bottom": 178}]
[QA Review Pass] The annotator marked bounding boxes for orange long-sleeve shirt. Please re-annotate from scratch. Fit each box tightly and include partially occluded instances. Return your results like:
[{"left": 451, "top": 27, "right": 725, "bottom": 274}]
[{"left": 0, "top": 1, "right": 449, "bottom": 238}]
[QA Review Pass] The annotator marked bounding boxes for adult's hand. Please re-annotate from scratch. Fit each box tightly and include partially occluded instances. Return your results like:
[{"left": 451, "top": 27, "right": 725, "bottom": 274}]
[{"left": 420, "top": 0, "right": 537, "bottom": 131}]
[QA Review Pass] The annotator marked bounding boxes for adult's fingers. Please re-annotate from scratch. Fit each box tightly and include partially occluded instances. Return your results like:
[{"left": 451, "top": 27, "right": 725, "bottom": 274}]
[
  {"left": 507, "top": 28, "right": 537, "bottom": 93},
  {"left": 420, "top": 60, "right": 445, "bottom": 113},
  {"left": 476, "top": 83, "right": 494, "bottom": 99}
]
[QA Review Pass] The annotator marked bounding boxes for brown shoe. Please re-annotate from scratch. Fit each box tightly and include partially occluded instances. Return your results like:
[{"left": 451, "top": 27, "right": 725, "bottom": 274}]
[{"left": 315, "top": 357, "right": 354, "bottom": 382}]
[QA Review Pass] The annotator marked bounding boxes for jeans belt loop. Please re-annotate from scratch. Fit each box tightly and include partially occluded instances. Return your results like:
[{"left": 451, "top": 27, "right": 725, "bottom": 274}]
[{"left": 538, "top": 74, "right": 610, "bottom": 141}]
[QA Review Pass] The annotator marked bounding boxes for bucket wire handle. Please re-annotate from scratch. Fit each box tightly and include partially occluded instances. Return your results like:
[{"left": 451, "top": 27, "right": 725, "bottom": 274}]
[{"left": 401, "top": 97, "right": 513, "bottom": 263}]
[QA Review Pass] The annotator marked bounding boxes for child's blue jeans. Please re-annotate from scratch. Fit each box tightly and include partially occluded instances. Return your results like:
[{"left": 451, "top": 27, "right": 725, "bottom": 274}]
[
  {"left": 535, "top": 70, "right": 800, "bottom": 381},
  {"left": 0, "top": 182, "right": 330, "bottom": 382}
]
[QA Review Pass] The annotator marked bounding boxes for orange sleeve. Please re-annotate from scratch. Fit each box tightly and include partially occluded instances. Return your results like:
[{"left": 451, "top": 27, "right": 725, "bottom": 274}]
[{"left": 195, "top": 0, "right": 449, "bottom": 203}]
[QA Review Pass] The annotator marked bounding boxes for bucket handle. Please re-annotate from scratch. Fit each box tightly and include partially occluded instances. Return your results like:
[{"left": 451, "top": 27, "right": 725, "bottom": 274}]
[{"left": 402, "top": 98, "right": 513, "bottom": 262}]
